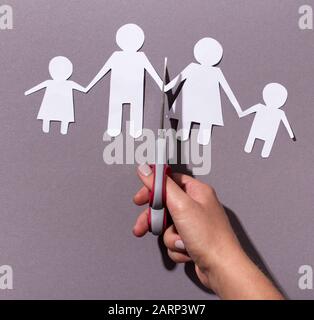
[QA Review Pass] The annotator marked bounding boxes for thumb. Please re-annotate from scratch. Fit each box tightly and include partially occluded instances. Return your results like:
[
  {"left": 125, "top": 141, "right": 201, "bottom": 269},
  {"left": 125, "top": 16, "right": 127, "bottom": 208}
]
[{"left": 137, "top": 164, "right": 192, "bottom": 220}]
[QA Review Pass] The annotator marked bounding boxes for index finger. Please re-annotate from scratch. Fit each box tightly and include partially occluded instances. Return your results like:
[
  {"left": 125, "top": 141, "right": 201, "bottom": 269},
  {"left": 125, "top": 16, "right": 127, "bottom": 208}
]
[{"left": 137, "top": 164, "right": 193, "bottom": 221}]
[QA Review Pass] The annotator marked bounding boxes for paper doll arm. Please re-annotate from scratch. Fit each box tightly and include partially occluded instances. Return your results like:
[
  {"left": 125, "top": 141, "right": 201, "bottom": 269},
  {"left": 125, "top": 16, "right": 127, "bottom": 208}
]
[
  {"left": 217, "top": 69, "right": 242, "bottom": 117},
  {"left": 164, "top": 66, "right": 189, "bottom": 92},
  {"left": 143, "top": 54, "right": 163, "bottom": 90},
  {"left": 24, "top": 81, "right": 48, "bottom": 96},
  {"left": 240, "top": 104, "right": 262, "bottom": 118},
  {"left": 72, "top": 82, "right": 88, "bottom": 93},
  {"left": 86, "top": 55, "right": 113, "bottom": 92},
  {"left": 164, "top": 75, "right": 181, "bottom": 92},
  {"left": 281, "top": 113, "right": 294, "bottom": 139}
]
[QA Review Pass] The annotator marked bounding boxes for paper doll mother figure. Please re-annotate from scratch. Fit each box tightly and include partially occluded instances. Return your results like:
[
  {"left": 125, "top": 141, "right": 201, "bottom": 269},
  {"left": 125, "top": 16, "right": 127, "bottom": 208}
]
[
  {"left": 165, "top": 38, "right": 242, "bottom": 145},
  {"left": 86, "top": 23, "right": 163, "bottom": 139},
  {"left": 25, "top": 56, "right": 87, "bottom": 135},
  {"left": 241, "top": 83, "right": 294, "bottom": 158}
]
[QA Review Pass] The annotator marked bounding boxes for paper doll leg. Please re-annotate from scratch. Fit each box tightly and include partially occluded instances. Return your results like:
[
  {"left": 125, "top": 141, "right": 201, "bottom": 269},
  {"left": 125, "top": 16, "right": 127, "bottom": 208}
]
[
  {"left": 261, "top": 136, "right": 275, "bottom": 158},
  {"left": 107, "top": 98, "right": 123, "bottom": 137},
  {"left": 60, "top": 122, "right": 69, "bottom": 135},
  {"left": 176, "top": 120, "right": 192, "bottom": 141},
  {"left": 197, "top": 123, "right": 213, "bottom": 145},
  {"left": 129, "top": 97, "right": 144, "bottom": 139},
  {"left": 244, "top": 131, "right": 256, "bottom": 154},
  {"left": 42, "top": 120, "right": 50, "bottom": 133}
]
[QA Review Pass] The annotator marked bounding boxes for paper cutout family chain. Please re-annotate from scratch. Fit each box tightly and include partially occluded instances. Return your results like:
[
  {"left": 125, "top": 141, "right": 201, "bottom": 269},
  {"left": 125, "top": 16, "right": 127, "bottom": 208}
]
[{"left": 24, "top": 23, "right": 295, "bottom": 158}]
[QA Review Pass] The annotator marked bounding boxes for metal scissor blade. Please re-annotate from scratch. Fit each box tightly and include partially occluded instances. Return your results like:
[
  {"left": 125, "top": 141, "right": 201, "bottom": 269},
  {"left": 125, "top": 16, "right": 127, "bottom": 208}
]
[{"left": 160, "top": 57, "right": 168, "bottom": 131}]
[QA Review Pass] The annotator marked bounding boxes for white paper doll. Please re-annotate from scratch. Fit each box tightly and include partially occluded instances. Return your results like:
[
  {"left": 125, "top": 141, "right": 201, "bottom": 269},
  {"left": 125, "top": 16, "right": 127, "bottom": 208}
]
[
  {"left": 241, "top": 83, "right": 294, "bottom": 158},
  {"left": 25, "top": 56, "right": 87, "bottom": 135},
  {"left": 164, "top": 37, "right": 242, "bottom": 145},
  {"left": 86, "top": 23, "right": 163, "bottom": 139}
]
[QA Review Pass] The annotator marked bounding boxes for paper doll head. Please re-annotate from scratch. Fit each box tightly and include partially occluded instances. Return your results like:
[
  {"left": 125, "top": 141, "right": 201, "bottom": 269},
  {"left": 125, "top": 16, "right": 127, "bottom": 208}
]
[
  {"left": 116, "top": 23, "right": 145, "bottom": 52},
  {"left": 263, "top": 83, "right": 288, "bottom": 109},
  {"left": 49, "top": 56, "right": 73, "bottom": 81},
  {"left": 193, "top": 38, "right": 223, "bottom": 66}
]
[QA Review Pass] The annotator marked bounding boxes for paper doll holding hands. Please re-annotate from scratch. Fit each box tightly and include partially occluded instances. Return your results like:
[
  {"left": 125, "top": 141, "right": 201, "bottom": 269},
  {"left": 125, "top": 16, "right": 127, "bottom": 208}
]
[
  {"left": 165, "top": 37, "right": 242, "bottom": 145},
  {"left": 240, "top": 83, "right": 294, "bottom": 158},
  {"left": 86, "top": 23, "right": 163, "bottom": 139},
  {"left": 25, "top": 56, "right": 87, "bottom": 135}
]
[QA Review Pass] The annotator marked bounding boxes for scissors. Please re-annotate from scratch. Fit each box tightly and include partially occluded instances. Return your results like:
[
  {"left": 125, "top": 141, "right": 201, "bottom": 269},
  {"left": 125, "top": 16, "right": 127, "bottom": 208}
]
[{"left": 148, "top": 57, "right": 171, "bottom": 236}]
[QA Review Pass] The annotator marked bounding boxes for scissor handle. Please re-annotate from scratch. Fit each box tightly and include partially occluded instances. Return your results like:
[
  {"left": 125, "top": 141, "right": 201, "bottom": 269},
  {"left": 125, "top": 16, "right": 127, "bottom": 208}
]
[{"left": 148, "top": 164, "right": 171, "bottom": 235}]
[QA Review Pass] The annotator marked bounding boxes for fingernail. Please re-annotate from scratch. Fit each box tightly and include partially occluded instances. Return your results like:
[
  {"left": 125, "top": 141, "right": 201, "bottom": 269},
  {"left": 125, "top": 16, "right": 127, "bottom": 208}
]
[
  {"left": 138, "top": 163, "right": 152, "bottom": 177},
  {"left": 175, "top": 240, "right": 185, "bottom": 250}
]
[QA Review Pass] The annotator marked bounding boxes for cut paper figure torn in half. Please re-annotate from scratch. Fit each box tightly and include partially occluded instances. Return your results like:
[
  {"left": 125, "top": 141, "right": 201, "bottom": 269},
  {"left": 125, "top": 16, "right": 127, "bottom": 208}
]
[
  {"left": 164, "top": 37, "right": 242, "bottom": 145},
  {"left": 240, "top": 83, "right": 295, "bottom": 158},
  {"left": 86, "top": 23, "right": 163, "bottom": 139},
  {"left": 25, "top": 56, "right": 87, "bottom": 135}
]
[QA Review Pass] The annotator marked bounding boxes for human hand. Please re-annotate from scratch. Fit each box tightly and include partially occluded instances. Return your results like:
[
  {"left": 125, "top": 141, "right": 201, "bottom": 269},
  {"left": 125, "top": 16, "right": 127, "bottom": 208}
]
[
  {"left": 133, "top": 164, "right": 243, "bottom": 290},
  {"left": 133, "top": 164, "right": 284, "bottom": 300}
]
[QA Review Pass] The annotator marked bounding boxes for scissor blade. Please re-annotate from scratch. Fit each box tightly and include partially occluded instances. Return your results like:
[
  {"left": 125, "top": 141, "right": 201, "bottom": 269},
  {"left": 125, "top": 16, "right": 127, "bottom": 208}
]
[{"left": 160, "top": 57, "right": 168, "bottom": 131}]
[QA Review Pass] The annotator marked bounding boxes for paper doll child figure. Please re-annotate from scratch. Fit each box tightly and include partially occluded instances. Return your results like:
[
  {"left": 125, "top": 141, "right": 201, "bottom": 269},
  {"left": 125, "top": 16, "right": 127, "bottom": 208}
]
[
  {"left": 241, "top": 83, "right": 294, "bottom": 158},
  {"left": 86, "top": 23, "right": 163, "bottom": 139},
  {"left": 164, "top": 37, "right": 242, "bottom": 145},
  {"left": 25, "top": 56, "right": 87, "bottom": 135}
]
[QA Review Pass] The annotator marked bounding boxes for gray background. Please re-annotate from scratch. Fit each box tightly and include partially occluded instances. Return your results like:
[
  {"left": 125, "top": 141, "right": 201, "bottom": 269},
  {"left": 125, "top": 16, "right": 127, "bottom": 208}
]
[{"left": 0, "top": 0, "right": 313, "bottom": 299}]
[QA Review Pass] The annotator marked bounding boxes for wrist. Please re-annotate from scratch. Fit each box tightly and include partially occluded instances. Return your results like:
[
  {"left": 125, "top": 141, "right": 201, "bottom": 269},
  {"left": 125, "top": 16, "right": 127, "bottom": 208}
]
[
  {"left": 205, "top": 241, "right": 247, "bottom": 295},
  {"left": 205, "top": 242, "right": 284, "bottom": 300}
]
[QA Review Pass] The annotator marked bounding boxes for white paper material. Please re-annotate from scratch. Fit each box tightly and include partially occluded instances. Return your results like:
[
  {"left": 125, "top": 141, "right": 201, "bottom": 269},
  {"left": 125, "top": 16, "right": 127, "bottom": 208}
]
[
  {"left": 25, "top": 56, "right": 87, "bottom": 135},
  {"left": 241, "top": 83, "right": 294, "bottom": 158},
  {"left": 165, "top": 37, "right": 242, "bottom": 145},
  {"left": 86, "top": 23, "right": 163, "bottom": 138}
]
